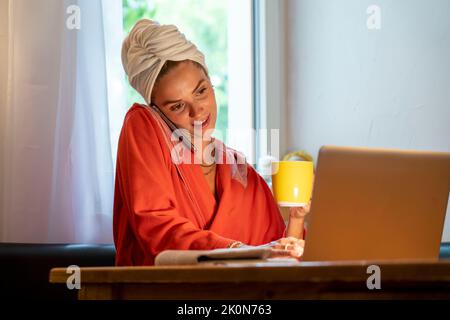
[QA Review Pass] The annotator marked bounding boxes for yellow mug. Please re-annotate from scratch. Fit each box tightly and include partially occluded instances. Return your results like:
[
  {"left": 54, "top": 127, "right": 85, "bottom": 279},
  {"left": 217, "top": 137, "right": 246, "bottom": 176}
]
[{"left": 271, "top": 161, "right": 314, "bottom": 207}]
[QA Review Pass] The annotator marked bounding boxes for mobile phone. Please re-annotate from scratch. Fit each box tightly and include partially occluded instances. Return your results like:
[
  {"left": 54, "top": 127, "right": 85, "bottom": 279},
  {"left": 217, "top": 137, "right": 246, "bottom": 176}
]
[{"left": 149, "top": 104, "right": 197, "bottom": 153}]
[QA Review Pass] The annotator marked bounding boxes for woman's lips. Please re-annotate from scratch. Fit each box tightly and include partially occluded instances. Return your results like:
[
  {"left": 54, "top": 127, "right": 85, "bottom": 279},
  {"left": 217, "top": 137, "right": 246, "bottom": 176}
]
[
  {"left": 201, "top": 114, "right": 210, "bottom": 129},
  {"left": 193, "top": 114, "right": 210, "bottom": 130}
]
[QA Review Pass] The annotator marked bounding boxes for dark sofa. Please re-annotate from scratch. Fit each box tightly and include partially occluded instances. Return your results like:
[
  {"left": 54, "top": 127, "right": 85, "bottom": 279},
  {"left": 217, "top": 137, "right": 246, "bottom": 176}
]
[
  {"left": 1, "top": 242, "right": 449, "bottom": 300},
  {"left": 0, "top": 243, "right": 115, "bottom": 300}
]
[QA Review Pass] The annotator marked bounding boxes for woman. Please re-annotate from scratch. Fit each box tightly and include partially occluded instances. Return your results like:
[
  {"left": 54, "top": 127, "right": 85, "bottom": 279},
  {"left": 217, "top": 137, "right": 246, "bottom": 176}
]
[{"left": 114, "top": 19, "right": 309, "bottom": 266}]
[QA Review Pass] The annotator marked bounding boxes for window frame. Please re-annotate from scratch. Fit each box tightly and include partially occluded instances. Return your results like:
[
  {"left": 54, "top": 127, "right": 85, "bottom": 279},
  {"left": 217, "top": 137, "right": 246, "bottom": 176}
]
[{"left": 252, "top": 0, "right": 287, "bottom": 169}]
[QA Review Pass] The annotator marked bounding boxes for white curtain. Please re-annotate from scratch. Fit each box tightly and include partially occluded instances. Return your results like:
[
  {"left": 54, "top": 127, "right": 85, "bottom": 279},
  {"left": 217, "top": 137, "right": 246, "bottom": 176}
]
[{"left": 0, "top": 0, "right": 125, "bottom": 243}]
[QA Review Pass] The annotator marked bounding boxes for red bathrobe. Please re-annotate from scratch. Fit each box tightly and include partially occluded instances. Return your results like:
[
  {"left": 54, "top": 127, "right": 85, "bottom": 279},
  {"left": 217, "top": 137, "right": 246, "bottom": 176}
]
[{"left": 113, "top": 103, "right": 286, "bottom": 266}]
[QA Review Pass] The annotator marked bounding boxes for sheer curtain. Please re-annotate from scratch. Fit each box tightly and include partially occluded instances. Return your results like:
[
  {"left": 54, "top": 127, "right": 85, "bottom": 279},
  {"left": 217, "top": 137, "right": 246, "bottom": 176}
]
[{"left": 0, "top": 0, "right": 125, "bottom": 243}]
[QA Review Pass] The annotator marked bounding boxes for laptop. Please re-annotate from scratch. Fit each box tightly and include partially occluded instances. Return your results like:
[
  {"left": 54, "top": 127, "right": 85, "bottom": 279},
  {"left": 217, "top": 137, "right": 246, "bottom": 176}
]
[{"left": 302, "top": 145, "right": 450, "bottom": 262}]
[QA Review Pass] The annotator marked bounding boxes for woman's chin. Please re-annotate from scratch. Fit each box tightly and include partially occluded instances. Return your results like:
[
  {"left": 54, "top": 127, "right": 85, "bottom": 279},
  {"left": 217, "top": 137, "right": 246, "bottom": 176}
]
[{"left": 190, "top": 125, "right": 216, "bottom": 139}]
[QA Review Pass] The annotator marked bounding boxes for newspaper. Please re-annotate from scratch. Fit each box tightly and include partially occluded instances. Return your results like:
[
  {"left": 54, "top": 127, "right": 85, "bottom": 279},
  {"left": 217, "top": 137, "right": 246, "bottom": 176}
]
[{"left": 155, "top": 247, "right": 299, "bottom": 266}]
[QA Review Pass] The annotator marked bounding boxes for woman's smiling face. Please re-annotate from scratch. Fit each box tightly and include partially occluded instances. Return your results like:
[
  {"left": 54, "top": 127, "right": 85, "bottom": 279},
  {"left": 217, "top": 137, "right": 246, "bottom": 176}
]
[{"left": 151, "top": 60, "right": 217, "bottom": 138}]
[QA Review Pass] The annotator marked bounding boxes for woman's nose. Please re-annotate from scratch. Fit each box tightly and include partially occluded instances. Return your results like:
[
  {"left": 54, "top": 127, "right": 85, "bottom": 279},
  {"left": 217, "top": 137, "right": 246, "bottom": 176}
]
[{"left": 188, "top": 102, "right": 204, "bottom": 118}]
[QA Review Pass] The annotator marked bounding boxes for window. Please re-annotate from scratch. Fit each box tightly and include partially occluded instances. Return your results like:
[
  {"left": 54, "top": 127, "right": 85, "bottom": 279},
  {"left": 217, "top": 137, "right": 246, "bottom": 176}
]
[
  {"left": 252, "top": 0, "right": 286, "bottom": 171},
  {"left": 122, "top": 0, "right": 253, "bottom": 161}
]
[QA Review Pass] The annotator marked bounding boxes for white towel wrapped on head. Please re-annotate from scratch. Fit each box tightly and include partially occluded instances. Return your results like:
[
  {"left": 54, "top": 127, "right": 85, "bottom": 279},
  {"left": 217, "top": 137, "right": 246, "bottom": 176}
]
[{"left": 121, "top": 19, "right": 208, "bottom": 104}]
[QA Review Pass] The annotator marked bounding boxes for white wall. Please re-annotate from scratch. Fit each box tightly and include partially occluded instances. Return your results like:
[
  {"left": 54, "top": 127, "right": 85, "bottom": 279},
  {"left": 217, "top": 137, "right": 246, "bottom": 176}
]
[
  {"left": 285, "top": 0, "right": 450, "bottom": 241},
  {"left": 256, "top": 0, "right": 289, "bottom": 162}
]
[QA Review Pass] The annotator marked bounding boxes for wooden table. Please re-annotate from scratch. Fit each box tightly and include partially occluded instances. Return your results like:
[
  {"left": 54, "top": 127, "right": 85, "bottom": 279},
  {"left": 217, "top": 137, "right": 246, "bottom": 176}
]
[{"left": 49, "top": 260, "right": 450, "bottom": 300}]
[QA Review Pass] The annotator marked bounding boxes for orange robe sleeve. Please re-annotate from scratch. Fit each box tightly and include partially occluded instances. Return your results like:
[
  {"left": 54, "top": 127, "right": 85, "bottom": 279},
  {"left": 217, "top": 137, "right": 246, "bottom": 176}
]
[{"left": 113, "top": 108, "right": 234, "bottom": 266}]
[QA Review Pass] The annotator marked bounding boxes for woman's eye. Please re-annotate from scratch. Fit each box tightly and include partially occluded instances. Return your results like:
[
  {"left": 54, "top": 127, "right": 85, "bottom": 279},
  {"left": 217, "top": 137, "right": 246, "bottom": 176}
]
[
  {"left": 197, "top": 87, "right": 207, "bottom": 95},
  {"left": 170, "top": 103, "right": 184, "bottom": 112}
]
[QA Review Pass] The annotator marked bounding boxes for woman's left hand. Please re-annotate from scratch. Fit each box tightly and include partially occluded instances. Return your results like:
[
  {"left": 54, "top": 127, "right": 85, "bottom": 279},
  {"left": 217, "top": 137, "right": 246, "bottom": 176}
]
[
  {"left": 266, "top": 237, "right": 306, "bottom": 259},
  {"left": 289, "top": 202, "right": 311, "bottom": 220}
]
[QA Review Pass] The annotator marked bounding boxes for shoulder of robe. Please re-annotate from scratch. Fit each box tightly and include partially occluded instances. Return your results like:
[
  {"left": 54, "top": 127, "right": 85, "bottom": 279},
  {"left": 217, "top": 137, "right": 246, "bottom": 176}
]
[
  {"left": 246, "top": 163, "right": 268, "bottom": 187},
  {"left": 123, "top": 103, "right": 165, "bottom": 138},
  {"left": 121, "top": 103, "right": 172, "bottom": 166},
  {"left": 124, "top": 103, "right": 156, "bottom": 126}
]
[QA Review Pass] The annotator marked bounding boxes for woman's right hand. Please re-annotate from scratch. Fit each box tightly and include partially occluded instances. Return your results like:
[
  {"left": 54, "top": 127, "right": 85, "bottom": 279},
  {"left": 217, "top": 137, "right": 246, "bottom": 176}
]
[{"left": 259, "top": 237, "right": 305, "bottom": 259}]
